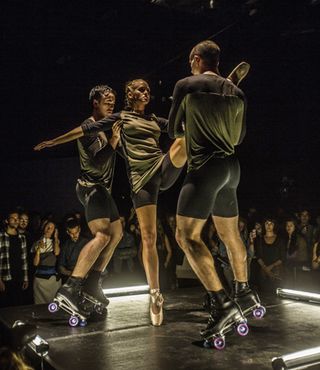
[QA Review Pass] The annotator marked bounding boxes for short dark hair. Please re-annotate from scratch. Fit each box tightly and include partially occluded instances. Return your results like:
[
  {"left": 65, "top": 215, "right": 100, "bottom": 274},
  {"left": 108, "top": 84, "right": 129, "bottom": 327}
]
[
  {"left": 66, "top": 218, "right": 80, "bottom": 230},
  {"left": 89, "top": 85, "right": 116, "bottom": 106},
  {"left": 190, "top": 40, "right": 220, "bottom": 69}
]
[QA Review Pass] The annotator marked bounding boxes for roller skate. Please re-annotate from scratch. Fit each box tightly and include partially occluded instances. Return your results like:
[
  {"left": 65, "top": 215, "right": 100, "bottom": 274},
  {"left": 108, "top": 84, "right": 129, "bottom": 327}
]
[
  {"left": 233, "top": 281, "right": 266, "bottom": 320},
  {"left": 201, "top": 290, "right": 248, "bottom": 350},
  {"left": 48, "top": 277, "right": 89, "bottom": 327},
  {"left": 81, "top": 272, "right": 109, "bottom": 319},
  {"left": 227, "top": 62, "right": 250, "bottom": 86},
  {"left": 150, "top": 289, "right": 164, "bottom": 326}
]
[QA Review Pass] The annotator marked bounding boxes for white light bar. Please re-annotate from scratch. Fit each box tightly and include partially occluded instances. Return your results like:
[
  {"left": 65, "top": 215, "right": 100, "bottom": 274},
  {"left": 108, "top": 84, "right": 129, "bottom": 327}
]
[
  {"left": 103, "top": 285, "right": 149, "bottom": 296},
  {"left": 276, "top": 288, "right": 320, "bottom": 304},
  {"left": 272, "top": 346, "right": 320, "bottom": 369}
]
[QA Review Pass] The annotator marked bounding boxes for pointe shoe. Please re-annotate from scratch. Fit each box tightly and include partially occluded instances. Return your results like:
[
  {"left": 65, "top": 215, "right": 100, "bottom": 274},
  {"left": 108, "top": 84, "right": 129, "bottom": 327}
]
[
  {"left": 227, "top": 61, "right": 251, "bottom": 86},
  {"left": 149, "top": 289, "right": 164, "bottom": 326}
]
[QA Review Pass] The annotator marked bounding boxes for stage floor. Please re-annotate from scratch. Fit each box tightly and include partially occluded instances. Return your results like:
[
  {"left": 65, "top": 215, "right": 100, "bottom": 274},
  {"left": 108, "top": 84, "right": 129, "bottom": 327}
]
[{"left": 1, "top": 287, "right": 320, "bottom": 370}]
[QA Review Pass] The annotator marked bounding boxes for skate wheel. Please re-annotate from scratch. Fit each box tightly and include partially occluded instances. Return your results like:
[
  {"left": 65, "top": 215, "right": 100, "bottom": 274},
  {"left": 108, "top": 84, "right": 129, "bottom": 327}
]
[
  {"left": 48, "top": 302, "right": 59, "bottom": 313},
  {"left": 253, "top": 306, "right": 265, "bottom": 319},
  {"left": 69, "top": 316, "right": 79, "bottom": 327},
  {"left": 236, "top": 322, "right": 249, "bottom": 336},
  {"left": 213, "top": 337, "right": 225, "bottom": 350},
  {"left": 79, "top": 319, "right": 87, "bottom": 327}
]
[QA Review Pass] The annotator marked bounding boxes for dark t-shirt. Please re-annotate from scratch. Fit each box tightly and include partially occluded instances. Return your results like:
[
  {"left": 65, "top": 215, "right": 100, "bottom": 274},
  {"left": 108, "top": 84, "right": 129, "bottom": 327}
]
[
  {"left": 77, "top": 130, "right": 116, "bottom": 192},
  {"left": 256, "top": 236, "right": 286, "bottom": 266},
  {"left": 8, "top": 235, "right": 23, "bottom": 282},
  {"left": 168, "top": 73, "right": 246, "bottom": 171},
  {"left": 81, "top": 111, "right": 168, "bottom": 193},
  {"left": 58, "top": 236, "right": 88, "bottom": 271}
]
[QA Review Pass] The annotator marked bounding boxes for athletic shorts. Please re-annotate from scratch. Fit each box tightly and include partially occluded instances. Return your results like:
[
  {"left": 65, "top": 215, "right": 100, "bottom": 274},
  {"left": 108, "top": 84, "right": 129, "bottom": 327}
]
[
  {"left": 177, "top": 155, "right": 240, "bottom": 219},
  {"left": 76, "top": 182, "right": 119, "bottom": 223},
  {"left": 132, "top": 153, "right": 183, "bottom": 209}
]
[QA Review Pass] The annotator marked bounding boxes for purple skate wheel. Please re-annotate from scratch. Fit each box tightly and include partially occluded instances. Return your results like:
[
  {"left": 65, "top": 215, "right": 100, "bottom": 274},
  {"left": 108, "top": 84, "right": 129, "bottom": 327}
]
[
  {"left": 79, "top": 319, "right": 87, "bottom": 327},
  {"left": 48, "top": 302, "right": 58, "bottom": 313},
  {"left": 213, "top": 337, "right": 225, "bottom": 350},
  {"left": 253, "top": 307, "right": 265, "bottom": 319},
  {"left": 69, "top": 316, "right": 79, "bottom": 327},
  {"left": 237, "top": 322, "right": 249, "bottom": 336}
]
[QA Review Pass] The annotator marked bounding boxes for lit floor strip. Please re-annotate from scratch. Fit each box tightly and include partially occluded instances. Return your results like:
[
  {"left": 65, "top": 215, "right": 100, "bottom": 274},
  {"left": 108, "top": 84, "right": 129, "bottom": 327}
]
[
  {"left": 272, "top": 346, "right": 320, "bottom": 369},
  {"left": 103, "top": 285, "right": 149, "bottom": 296},
  {"left": 276, "top": 288, "right": 320, "bottom": 303}
]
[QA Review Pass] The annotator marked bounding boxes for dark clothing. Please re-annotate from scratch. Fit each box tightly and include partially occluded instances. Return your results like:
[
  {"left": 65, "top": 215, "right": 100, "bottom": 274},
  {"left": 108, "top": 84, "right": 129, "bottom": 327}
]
[
  {"left": 177, "top": 155, "right": 240, "bottom": 218},
  {"left": 76, "top": 182, "right": 119, "bottom": 223},
  {"left": 59, "top": 236, "right": 89, "bottom": 272},
  {"left": 77, "top": 131, "right": 116, "bottom": 192},
  {"left": 81, "top": 111, "right": 169, "bottom": 194},
  {"left": 168, "top": 74, "right": 246, "bottom": 172},
  {"left": 8, "top": 235, "right": 23, "bottom": 282},
  {"left": 256, "top": 236, "right": 286, "bottom": 266},
  {"left": 132, "top": 153, "right": 183, "bottom": 209}
]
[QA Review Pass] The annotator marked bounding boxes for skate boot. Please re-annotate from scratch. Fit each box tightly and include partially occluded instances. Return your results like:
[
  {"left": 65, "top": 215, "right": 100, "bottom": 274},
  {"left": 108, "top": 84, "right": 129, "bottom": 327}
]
[
  {"left": 233, "top": 281, "right": 266, "bottom": 319},
  {"left": 48, "top": 276, "right": 89, "bottom": 327},
  {"left": 150, "top": 289, "right": 164, "bottom": 327},
  {"left": 201, "top": 290, "right": 248, "bottom": 350},
  {"left": 82, "top": 271, "right": 109, "bottom": 317},
  {"left": 227, "top": 62, "right": 250, "bottom": 86}
]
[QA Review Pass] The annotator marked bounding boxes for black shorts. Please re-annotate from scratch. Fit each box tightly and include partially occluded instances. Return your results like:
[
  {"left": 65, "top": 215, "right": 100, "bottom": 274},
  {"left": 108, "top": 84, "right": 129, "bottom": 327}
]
[
  {"left": 132, "top": 153, "right": 183, "bottom": 209},
  {"left": 177, "top": 155, "right": 240, "bottom": 219},
  {"left": 76, "top": 182, "right": 119, "bottom": 223}
]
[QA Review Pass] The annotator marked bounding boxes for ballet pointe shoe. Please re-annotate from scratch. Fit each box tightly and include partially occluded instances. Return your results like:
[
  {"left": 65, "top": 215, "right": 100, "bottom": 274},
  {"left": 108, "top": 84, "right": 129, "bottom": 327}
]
[
  {"left": 149, "top": 289, "right": 164, "bottom": 326},
  {"left": 227, "top": 61, "right": 250, "bottom": 86}
]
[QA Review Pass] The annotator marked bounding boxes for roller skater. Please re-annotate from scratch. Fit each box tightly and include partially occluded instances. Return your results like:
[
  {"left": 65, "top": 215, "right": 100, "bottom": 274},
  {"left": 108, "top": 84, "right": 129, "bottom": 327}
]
[{"left": 168, "top": 40, "right": 262, "bottom": 348}]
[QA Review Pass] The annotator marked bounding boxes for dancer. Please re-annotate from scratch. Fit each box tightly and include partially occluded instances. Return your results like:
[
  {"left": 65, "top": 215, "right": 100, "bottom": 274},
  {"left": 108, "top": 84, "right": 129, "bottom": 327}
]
[
  {"left": 35, "top": 85, "right": 122, "bottom": 319},
  {"left": 168, "top": 40, "right": 263, "bottom": 346},
  {"left": 35, "top": 80, "right": 187, "bottom": 326}
]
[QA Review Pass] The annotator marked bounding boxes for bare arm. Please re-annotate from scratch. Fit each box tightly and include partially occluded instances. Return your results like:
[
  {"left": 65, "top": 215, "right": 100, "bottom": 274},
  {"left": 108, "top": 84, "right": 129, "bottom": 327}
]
[{"left": 34, "top": 126, "right": 84, "bottom": 151}]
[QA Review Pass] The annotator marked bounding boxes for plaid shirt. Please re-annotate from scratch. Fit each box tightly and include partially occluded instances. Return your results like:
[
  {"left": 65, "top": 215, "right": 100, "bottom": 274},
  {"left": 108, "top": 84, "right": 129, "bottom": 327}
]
[{"left": 0, "top": 231, "right": 28, "bottom": 282}]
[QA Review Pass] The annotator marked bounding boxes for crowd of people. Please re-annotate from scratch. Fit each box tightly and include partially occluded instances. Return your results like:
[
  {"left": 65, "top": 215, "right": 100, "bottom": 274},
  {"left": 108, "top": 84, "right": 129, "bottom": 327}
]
[{"left": 1, "top": 206, "right": 319, "bottom": 309}]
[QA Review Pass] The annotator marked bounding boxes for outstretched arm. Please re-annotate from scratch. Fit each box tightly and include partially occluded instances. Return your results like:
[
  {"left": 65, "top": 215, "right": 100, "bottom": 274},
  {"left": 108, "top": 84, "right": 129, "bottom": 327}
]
[{"left": 34, "top": 125, "right": 84, "bottom": 151}]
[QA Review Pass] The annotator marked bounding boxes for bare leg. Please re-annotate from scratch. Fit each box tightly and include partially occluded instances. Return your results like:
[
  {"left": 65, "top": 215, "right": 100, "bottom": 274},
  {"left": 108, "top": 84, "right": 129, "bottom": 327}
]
[
  {"left": 72, "top": 218, "right": 111, "bottom": 278},
  {"left": 135, "top": 205, "right": 159, "bottom": 289},
  {"left": 176, "top": 215, "right": 223, "bottom": 291},
  {"left": 213, "top": 215, "right": 247, "bottom": 282},
  {"left": 169, "top": 137, "right": 187, "bottom": 168},
  {"left": 91, "top": 219, "right": 123, "bottom": 271}
]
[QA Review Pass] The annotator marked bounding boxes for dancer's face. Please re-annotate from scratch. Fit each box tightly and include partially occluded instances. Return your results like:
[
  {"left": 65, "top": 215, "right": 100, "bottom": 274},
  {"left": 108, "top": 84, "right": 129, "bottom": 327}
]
[
  {"left": 94, "top": 92, "right": 115, "bottom": 119},
  {"left": 129, "top": 81, "right": 150, "bottom": 107}
]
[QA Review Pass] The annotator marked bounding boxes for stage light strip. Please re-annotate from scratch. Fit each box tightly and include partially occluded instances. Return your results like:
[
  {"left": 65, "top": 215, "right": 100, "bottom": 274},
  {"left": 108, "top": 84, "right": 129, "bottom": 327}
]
[
  {"left": 272, "top": 346, "right": 320, "bottom": 369},
  {"left": 103, "top": 285, "right": 149, "bottom": 295},
  {"left": 276, "top": 288, "right": 320, "bottom": 303}
]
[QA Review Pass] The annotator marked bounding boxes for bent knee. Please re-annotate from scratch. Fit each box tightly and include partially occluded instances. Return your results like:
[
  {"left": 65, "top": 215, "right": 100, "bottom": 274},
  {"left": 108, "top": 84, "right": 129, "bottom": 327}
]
[
  {"left": 176, "top": 227, "right": 201, "bottom": 252},
  {"left": 94, "top": 231, "right": 111, "bottom": 247}
]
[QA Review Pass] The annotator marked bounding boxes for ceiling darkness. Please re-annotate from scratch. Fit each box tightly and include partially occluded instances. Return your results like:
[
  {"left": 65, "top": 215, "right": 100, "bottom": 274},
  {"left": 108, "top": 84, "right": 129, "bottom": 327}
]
[{"left": 2, "top": 0, "right": 320, "bottom": 208}]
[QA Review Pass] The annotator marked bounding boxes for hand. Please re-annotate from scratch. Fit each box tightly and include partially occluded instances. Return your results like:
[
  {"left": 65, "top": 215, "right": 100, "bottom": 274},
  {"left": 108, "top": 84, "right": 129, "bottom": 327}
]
[
  {"left": 249, "top": 229, "right": 257, "bottom": 242},
  {"left": 34, "top": 140, "right": 55, "bottom": 151},
  {"left": 22, "top": 281, "right": 29, "bottom": 290},
  {"left": 0, "top": 280, "right": 5, "bottom": 292},
  {"left": 112, "top": 121, "right": 122, "bottom": 140},
  {"left": 54, "top": 228, "right": 59, "bottom": 240}
]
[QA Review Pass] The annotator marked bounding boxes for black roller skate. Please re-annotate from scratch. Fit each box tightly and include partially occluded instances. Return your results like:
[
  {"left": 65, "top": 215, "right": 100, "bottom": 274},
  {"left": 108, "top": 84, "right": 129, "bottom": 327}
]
[
  {"left": 233, "top": 281, "right": 266, "bottom": 319},
  {"left": 48, "top": 277, "right": 89, "bottom": 327},
  {"left": 201, "top": 290, "right": 249, "bottom": 350},
  {"left": 81, "top": 271, "right": 109, "bottom": 319}
]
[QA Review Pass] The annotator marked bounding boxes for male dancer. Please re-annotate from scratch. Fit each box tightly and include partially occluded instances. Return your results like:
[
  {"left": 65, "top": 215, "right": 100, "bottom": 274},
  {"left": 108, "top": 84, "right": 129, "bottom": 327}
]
[
  {"left": 168, "top": 40, "right": 262, "bottom": 340},
  {"left": 35, "top": 85, "right": 122, "bottom": 317}
]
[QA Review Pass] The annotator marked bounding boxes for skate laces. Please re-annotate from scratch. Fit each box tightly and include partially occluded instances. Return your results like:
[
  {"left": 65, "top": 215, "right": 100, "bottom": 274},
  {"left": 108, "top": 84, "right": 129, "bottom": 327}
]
[{"left": 150, "top": 289, "right": 164, "bottom": 307}]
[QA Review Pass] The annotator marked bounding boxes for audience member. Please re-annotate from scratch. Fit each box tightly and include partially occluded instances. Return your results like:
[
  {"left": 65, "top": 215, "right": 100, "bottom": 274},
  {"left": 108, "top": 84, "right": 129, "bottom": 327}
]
[
  {"left": 0, "top": 211, "right": 29, "bottom": 308},
  {"left": 32, "top": 221, "right": 61, "bottom": 304},
  {"left": 58, "top": 218, "right": 89, "bottom": 283},
  {"left": 312, "top": 234, "right": 320, "bottom": 270}
]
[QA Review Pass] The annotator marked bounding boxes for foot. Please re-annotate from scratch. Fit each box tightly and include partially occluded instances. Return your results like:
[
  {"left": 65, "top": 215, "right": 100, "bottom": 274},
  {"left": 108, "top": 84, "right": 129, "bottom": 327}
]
[
  {"left": 227, "top": 61, "right": 250, "bottom": 86},
  {"left": 55, "top": 277, "right": 89, "bottom": 318},
  {"left": 234, "top": 281, "right": 266, "bottom": 318},
  {"left": 200, "top": 298, "right": 244, "bottom": 340},
  {"left": 150, "top": 289, "right": 164, "bottom": 326},
  {"left": 82, "top": 280, "right": 110, "bottom": 307}
]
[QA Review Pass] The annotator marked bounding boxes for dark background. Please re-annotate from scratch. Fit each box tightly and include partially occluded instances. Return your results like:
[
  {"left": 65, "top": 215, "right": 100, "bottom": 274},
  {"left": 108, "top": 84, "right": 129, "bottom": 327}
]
[{"left": 1, "top": 0, "right": 320, "bottom": 218}]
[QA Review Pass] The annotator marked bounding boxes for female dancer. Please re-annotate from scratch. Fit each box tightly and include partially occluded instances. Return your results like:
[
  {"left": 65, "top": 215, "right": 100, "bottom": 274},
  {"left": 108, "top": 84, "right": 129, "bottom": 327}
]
[{"left": 35, "top": 79, "right": 187, "bottom": 326}]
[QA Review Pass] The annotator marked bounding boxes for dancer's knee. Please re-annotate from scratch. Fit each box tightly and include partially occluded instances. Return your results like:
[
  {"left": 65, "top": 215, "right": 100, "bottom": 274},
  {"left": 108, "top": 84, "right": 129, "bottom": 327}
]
[
  {"left": 141, "top": 230, "right": 157, "bottom": 250},
  {"left": 176, "top": 227, "right": 201, "bottom": 254},
  {"left": 94, "top": 231, "right": 111, "bottom": 250}
]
